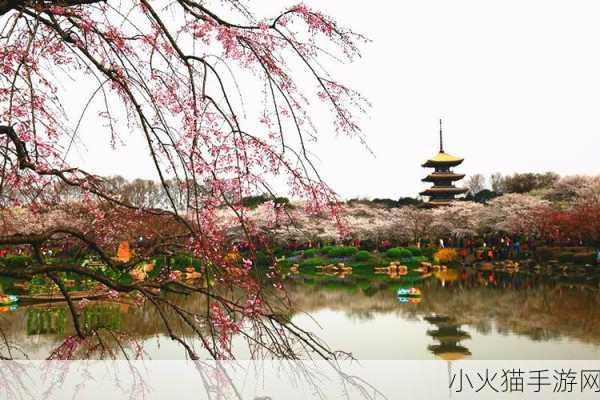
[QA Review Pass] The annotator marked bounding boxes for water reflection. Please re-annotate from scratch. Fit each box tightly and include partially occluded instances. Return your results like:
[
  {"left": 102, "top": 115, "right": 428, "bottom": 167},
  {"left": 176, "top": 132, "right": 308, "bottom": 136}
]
[
  {"left": 425, "top": 315, "right": 471, "bottom": 360},
  {"left": 27, "top": 307, "right": 67, "bottom": 335},
  {"left": 0, "top": 266, "right": 599, "bottom": 359},
  {"left": 287, "top": 266, "right": 600, "bottom": 359}
]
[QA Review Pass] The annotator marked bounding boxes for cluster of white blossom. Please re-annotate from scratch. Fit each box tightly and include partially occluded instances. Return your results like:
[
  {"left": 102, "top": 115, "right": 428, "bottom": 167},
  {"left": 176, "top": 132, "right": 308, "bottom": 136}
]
[
  {"left": 5, "top": 175, "right": 599, "bottom": 247},
  {"left": 221, "top": 176, "right": 600, "bottom": 245},
  {"left": 0, "top": 206, "right": 88, "bottom": 236}
]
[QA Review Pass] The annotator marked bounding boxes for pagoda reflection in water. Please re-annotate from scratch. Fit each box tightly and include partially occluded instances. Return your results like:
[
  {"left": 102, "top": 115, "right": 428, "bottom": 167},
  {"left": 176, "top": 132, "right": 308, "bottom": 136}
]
[{"left": 425, "top": 315, "right": 471, "bottom": 361}]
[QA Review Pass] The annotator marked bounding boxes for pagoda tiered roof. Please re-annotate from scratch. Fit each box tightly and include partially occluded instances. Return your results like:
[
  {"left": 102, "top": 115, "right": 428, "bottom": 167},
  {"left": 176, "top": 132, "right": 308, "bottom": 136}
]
[
  {"left": 422, "top": 172, "right": 465, "bottom": 183},
  {"left": 421, "top": 151, "right": 464, "bottom": 168},
  {"left": 419, "top": 186, "right": 468, "bottom": 196}
]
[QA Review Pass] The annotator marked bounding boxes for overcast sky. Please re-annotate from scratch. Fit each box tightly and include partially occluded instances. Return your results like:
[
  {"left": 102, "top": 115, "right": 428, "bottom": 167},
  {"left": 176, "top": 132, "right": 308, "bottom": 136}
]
[{"left": 72, "top": 0, "right": 600, "bottom": 199}]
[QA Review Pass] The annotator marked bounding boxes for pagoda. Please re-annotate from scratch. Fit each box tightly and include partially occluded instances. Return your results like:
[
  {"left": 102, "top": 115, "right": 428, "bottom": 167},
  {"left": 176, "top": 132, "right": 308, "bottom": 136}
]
[{"left": 419, "top": 120, "right": 467, "bottom": 206}]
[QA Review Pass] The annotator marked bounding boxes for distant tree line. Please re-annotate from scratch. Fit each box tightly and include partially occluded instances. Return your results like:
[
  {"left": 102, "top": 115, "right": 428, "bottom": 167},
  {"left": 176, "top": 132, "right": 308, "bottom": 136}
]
[
  {"left": 39, "top": 172, "right": 565, "bottom": 212},
  {"left": 44, "top": 176, "right": 205, "bottom": 211},
  {"left": 465, "top": 172, "right": 561, "bottom": 203},
  {"left": 39, "top": 176, "right": 299, "bottom": 212}
]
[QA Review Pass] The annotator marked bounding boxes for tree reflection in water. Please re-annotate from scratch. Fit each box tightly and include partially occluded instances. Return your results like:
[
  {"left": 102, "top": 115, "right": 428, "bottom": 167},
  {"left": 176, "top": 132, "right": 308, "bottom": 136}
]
[
  {"left": 0, "top": 267, "right": 599, "bottom": 359},
  {"left": 286, "top": 267, "right": 600, "bottom": 352}
]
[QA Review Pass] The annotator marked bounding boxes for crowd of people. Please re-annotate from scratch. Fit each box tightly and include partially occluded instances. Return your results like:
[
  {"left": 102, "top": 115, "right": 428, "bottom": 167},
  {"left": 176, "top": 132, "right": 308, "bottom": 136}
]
[{"left": 434, "top": 235, "right": 600, "bottom": 265}]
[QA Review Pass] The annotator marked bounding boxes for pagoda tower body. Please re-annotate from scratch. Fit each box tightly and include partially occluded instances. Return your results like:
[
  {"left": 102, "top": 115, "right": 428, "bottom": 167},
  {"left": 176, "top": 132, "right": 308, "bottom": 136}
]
[{"left": 419, "top": 120, "right": 467, "bottom": 207}]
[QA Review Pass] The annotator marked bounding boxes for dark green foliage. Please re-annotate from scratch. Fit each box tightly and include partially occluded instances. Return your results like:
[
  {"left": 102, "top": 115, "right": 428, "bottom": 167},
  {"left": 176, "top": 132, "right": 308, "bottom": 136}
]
[
  {"left": 241, "top": 194, "right": 291, "bottom": 209},
  {"left": 276, "top": 258, "right": 292, "bottom": 269},
  {"left": 326, "top": 246, "right": 358, "bottom": 258},
  {"left": 274, "top": 197, "right": 291, "bottom": 207},
  {"left": 273, "top": 247, "right": 289, "bottom": 257},
  {"left": 2, "top": 255, "right": 32, "bottom": 269},
  {"left": 409, "top": 256, "right": 428, "bottom": 264},
  {"left": 254, "top": 251, "right": 272, "bottom": 267},
  {"left": 319, "top": 246, "right": 335, "bottom": 255},
  {"left": 420, "top": 247, "right": 436, "bottom": 258},
  {"left": 303, "top": 277, "right": 316, "bottom": 285},
  {"left": 371, "top": 198, "right": 400, "bottom": 208},
  {"left": 386, "top": 247, "right": 412, "bottom": 259},
  {"left": 154, "top": 254, "right": 201, "bottom": 271},
  {"left": 303, "top": 248, "right": 319, "bottom": 258},
  {"left": 396, "top": 197, "right": 424, "bottom": 207},
  {"left": 153, "top": 256, "right": 166, "bottom": 270},
  {"left": 319, "top": 246, "right": 358, "bottom": 257},
  {"left": 349, "top": 260, "right": 383, "bottom": 271},
  {"left": 354, "top": 250, "right": 371, "bottom": 261},
  {"left": 172, "top": 254, "right": 195, "bottom": 269},
  {"left": 405, "top": 247, "right": 422, "bottom": 256},
  {"left": 240, "top": 194, "right": 270, "bottom": 208},
  {"left": 473, "top": 189, "right": 500, "bottom": 204}
]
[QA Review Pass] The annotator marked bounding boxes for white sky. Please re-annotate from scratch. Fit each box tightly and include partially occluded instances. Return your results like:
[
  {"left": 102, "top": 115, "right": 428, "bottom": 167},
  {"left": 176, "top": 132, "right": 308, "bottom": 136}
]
[{"left": 70, "top": 0, "right": 600, "bottom": 199}]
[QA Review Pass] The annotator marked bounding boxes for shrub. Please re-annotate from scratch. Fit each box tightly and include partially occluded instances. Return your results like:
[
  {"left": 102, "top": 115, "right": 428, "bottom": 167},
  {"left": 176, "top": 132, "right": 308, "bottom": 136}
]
[
  {"left": 433, "top": 248, "right": 459, "bottom": 264},
  {"left": 320, "top": 246, "right": 334, "bottom": 255},
  {"left": 354, "top": 250, "right": 371, "bottom": 261},
  {"left": 420, "top": 247, "right": 436, "bottom": 259},
  {"left": 2, "top": 255, "right": 32, "bottom": 269},
  {"left": 172, "top": 255, "right": 186, "bottom": 269},
  {"left": 240, "top": 194, "right": 269, "bottom": 208},
  {"left": 406, "top": 247, "right": 422, "bottom": 256},
  {"left": 172, "top": 254, "right": 197, "bottom": 269},
  {"left": 386, "top": 247, "right": 412, "bottom": 259},
  {"left": 274, "top": 197, "right": 291, "bottom": 207},
  {"left": 303, "top": 249, "right": 319, "bottom": 258},
  {"left": 276, "top": 258, "right": 292, "bottom": 269},
  {"left": 371, "top": 198, "right": 399, "bottom": 208},
  {"left": 326, "top": 246, "right": 358, "bottom": 258}
]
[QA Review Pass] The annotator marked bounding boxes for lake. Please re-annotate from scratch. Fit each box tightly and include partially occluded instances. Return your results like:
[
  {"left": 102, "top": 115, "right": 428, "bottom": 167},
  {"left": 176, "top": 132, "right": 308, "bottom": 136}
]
[{"left": 2, "top": 267, "right": 600, "bottom": 360}]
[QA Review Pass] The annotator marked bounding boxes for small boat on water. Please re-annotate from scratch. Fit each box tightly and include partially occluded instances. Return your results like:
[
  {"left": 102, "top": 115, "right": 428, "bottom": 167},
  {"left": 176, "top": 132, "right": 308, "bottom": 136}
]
[
  {"left": 397, "top": 287, "right": 422, "bottom": 298},
  {"left": 398, "top": 296, "right": 422, "bottom": 304},
  {"left": 0, "top": 295, "right": 18, "bottom": 306}
]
